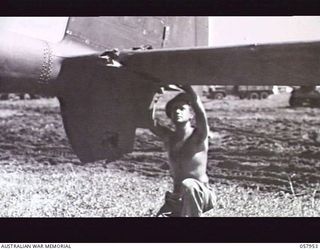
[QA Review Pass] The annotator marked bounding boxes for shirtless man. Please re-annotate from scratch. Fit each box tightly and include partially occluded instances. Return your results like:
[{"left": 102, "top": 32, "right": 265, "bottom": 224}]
[{"left": 148, "top": 85, "right": 216, "bottom": 217}]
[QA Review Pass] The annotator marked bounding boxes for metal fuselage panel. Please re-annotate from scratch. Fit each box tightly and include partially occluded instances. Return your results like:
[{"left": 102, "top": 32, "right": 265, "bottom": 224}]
[
  {"left": 0, "top": 17, "right": 208, "bottom": 92},
  {"left": 54, "top": 17, "right": 209, "bottom": 162},
  {"left": 0, "top": 17, "right": 208, "bottom": 163},
  {"left": 3, "top": 17, "right": 320, "bottom": 163},
  {"left": 0, "top": 31, "right": 64, "bottom": 95},
  {"left": 66, "top": 16, "right": 208, "bottom": 50}
]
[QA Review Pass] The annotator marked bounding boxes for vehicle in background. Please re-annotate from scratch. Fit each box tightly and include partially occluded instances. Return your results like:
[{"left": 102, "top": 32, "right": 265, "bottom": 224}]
[
  {"left": 272, "top": 85, "right": 294, "bottom": 94},
  {"left": 0, "top": 93, "right": 40, "bottom": 100},
  {"left": 204, "top": 85, "right": 274, "bottom": 100},
  {"left": 289, "top": 85, "right": 320, "bottom": 107}
]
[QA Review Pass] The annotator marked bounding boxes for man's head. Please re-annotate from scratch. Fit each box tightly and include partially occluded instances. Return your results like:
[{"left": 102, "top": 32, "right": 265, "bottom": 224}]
[{"left": 165, "top": 93, "right": 194, "bottom": 124}]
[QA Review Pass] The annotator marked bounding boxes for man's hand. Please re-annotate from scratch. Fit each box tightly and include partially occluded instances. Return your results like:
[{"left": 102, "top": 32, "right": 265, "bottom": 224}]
[
  {"left": 176, "top": 85, "right": 198, "bottom": 102},
  {"left": 148, "top": 88, "right": 165, "bottom": 124},
  {"left": 147, "top": 88, "right": 172, "bottom": 139},
  {"left": 149, "top": 88, "right": 164, "bottom": 108}
]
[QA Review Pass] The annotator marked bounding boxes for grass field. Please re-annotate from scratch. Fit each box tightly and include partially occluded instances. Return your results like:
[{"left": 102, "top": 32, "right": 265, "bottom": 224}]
[{"left": 0, "top": 94, "right": 319, "bottom": 217}]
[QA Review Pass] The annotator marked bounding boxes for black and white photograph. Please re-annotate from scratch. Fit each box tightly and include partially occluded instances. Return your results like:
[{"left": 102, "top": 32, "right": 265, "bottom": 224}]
[{"left": 1, "top": 16, "right": 320, "bottom": 242}]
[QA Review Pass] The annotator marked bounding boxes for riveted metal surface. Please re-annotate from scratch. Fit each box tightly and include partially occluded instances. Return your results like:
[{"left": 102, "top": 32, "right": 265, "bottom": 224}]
[
  {"left": 66, "top": 17, "right": 208, "bottom": 50},
  {"left": 0, "top": 31, "right": 62, "bottom": 94},
  {"left": 38, "top": 42, "right": 53, "bottom": 84}
]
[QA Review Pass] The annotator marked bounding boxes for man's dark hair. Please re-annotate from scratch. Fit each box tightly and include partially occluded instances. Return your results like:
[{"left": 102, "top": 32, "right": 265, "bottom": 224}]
[{"left": 165, "top": 92, "right": 191, "bottom": 118}]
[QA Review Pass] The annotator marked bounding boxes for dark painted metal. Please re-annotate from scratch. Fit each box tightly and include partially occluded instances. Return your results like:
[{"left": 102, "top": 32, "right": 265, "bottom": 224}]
[
  {"left": 119, "top": 42, "right": 320, "bottom": 86},
  {"left": 1, "top": 17, "right": 320, "bottom": 163},
  {"left": 0, "top": 17, "right": 206, "bottom": 163},
  {"left": 56, "top": 55, "right": 156, "bottom": 163}
]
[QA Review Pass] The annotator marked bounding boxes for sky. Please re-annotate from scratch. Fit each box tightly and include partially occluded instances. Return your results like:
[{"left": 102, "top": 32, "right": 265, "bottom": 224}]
[
  {"left": 209, "top": 16, "right": 320, "bottom": 47},
  {"left": 0, "top": 17, "right": 68, "bottom": 42}
]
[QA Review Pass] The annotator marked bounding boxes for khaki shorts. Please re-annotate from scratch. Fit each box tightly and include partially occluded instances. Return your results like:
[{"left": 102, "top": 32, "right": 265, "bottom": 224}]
[{"left": 156, "top": 178, "right": 216, "bottom": 217}]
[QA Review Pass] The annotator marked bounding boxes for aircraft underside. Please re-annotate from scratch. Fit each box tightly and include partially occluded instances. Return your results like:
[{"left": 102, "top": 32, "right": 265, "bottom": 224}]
[{"left": 1, "top": 17, "right": 320, "bottom": 163}]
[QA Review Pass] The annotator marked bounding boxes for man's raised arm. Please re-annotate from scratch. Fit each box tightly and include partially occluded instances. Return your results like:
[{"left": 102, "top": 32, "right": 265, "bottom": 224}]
[{"left": 180, "top": 85, "right": 209, "bottom": 142}]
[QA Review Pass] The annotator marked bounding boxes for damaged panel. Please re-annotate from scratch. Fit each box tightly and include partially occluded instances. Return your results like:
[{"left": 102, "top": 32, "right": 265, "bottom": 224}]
[{"left": 57, "top": 54, "right": 157, "bottom": 163}]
